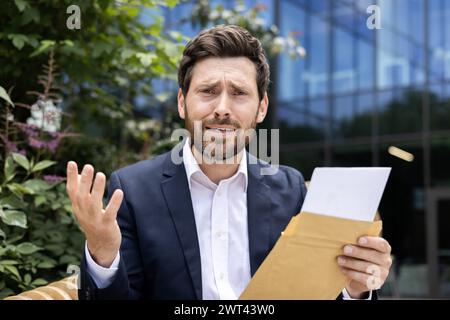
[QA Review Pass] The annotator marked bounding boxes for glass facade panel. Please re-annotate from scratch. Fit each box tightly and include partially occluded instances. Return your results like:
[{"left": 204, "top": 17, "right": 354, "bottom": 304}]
[
  {"left": 429, "top": 0, "right": 445, "bottom": 82},
  {"left": 279, "top": 1, "right": 306, "bottom": 101},
  {"left": 307, "top": 15, "right": 329, "bottom": 98},
  {"left": 357, "top": 38, "right": 374, "bottom": 90},
  {"left": 333, "top": 27, "right": 355, "bottom": 93}
]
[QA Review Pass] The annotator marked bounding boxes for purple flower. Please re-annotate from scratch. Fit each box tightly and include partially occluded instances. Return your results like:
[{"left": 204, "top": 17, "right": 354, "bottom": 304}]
[
  {"left": 0, "top": 134, "right": 18, "bottom": 153},
  {"left": 43, "top": 175, "right": 65, "bottom": 183}
]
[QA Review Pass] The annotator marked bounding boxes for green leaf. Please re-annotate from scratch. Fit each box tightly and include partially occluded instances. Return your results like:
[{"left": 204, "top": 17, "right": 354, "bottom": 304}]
[
  {"left": 44, "top": 244, "right": 64, "bottom": 256},
  {"left": 34, "top": 195, "right": 46, "bottom": 207},
  {"left": 0, "top": 228, "right": 5, "bottom": 240},
  {"left": 3, "top": 265, "right": 21, "bottom": 280},
  {"left": 22, "top": 6, "right": 40, "bottom": 25},
  {"left": 59, "top": 254, "right": 77, "bottom": 264},
  {"left": 37, "top": 261, "right": 55, "bottom": 269},
  {"left": 0, "top": 194, "right": 24, "bottom": 209},
  {"left": 14, "top": 0, "right": 28, "bottom": 12},
  {"left": 0, "top": 260, "right": 19, "bottom": 265},
  {"left": 120, "top": 48, "right": 134, "bottom": 60},
  {"left": 0, "top": 289, "right": 14, "bottom": 299},
  {"left": 168, "top": 30, "right": 183, "bottom": 42},
  {"left": 7, "top": 183, "right": 34, "bottom": 195},
  {"left": 61, "top": 39, "right": 74, "bottom": 47},
  {"left": 136, "top": 52, "right": 155, "bottom": 67},
  {"left": 16, "top": 242, "right": 42, "bottom": 255},
  {"left": 29, "top": 40, "right": 55, "bottom": 58},
  {"left": 11, "top": 152, "right": 30, "bottom": 171},
  {"left": 123, "top": 6, "right": 139, "bottom": 17},
  {"left": 11, "top": 34, "right": 28, "bottom": 50},
  {"left": 0, "top": 86, "right": 14, "bottom": 107},
  {"left": 24, "top": 273, "right": 31, "bottom": 284},
  {"left": 31, "top": 278, "right": 47, "bottom": 286},
  {"left": 31, "top": 160, "right": 56, "bottom": 172},
  {"left": 23, "top": 179, "right": 52, "bottom": 192},
  {"left": 166, "top": 0, "right": 178, "bottom": 8},
  {"left": 0, "top": 210, "right": 27, "bottom": 228},
  {"left": 4, "top": 155, "right": 15, "bottom": 182}
]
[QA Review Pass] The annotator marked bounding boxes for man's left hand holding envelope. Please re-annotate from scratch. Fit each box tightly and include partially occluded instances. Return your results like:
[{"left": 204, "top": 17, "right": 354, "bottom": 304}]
[{"left": 340, "top": 235, "right": 392, "bottom": 299}]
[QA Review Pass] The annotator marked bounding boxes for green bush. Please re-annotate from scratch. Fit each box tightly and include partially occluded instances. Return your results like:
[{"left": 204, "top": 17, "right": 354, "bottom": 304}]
[{"left": 0, "top": 153, "right": 83, "bottom": 299}]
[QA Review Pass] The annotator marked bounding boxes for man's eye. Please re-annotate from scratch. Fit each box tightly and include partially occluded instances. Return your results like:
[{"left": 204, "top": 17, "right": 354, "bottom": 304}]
[
  {"left": 233, "top": 91, "right": 246, "bottom": 96},
  {"left": 202, "top": 89, "right": 216, "bottom": 95}
]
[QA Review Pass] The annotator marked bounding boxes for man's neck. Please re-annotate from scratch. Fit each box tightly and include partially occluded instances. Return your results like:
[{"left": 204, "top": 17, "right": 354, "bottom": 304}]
[{"left": 191, "top": 145, "right": 243, "bottom": 185}]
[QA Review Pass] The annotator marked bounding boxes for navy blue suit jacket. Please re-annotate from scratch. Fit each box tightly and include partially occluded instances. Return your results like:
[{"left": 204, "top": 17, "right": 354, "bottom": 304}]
[{"left": 78, "top": 146, "right": 370, "bottom": 300}]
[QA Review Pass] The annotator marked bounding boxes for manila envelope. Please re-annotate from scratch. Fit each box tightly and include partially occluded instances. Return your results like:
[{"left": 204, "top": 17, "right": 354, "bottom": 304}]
[{"left": 240, "top": 211, "right": 382, "bottom": 300}]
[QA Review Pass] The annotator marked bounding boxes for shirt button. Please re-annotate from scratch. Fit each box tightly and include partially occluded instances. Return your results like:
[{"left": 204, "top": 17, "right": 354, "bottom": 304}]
[
  {"left": 219, "top": 273, "right": 224, "bottom": 280},
  {"left": 217, "top": 191, "right": 222, "bottom": 197},
  {"left": 216, "top": 231, "right": 223, "bottom": 238}
]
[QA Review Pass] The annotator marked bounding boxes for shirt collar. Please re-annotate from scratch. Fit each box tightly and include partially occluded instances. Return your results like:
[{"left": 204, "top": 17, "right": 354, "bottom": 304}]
[{"left": 182, "top": 138, "right": 248, "bottom": 192}]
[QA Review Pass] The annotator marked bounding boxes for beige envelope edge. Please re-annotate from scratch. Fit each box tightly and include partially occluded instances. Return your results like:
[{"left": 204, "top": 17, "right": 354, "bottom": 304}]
[{"left": 240, "top": 211, "right": 383, "bottom": 300}]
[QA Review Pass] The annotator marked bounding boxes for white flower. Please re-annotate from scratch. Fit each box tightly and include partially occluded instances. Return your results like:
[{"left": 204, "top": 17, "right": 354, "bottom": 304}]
[
  {"left": 209, "top": 11, "right": 220, "bottom": 20},
  {"left": 254, "top": 18, "right": 266, "bottom": 27},
  {"left": 296, "top": 46, "right": 306, "bottom": 57},
  {"left": 273, "top": 37, "right": 285, "bottom": 47},
  {"left": 272, "top": 37, "right": 285, "bottom": 53},
  {"left": 26, "top": 99, "right": 62, "bottom": 133},
  {"left": 125, "top": 120, "right": 136, "bottom": 130},
  {"left": 235, "top": 4, "right": 246, "bottom": 12},
  {"left": 222, "top": 10, "right": 232, "bottom": 19},
  {"left": 228, "top": 16, "right": 238, "bottom": 25},
  {"left": 286, "top": 37, "right": 296, "bottom": 48}
]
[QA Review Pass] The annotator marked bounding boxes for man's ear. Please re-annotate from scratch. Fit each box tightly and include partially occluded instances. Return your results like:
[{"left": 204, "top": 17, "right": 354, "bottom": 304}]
[
  {"left": 177, "top": 88, "right": 186, "bottom": 120},
  {"left": 256, "top": 92, "right": 269, "bottom": 123}
]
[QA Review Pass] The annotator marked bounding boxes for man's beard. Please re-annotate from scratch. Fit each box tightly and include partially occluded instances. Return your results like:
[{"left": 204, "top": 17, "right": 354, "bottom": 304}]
[{"left": 184, "top": 103, "right": 258, "bottom": 162}]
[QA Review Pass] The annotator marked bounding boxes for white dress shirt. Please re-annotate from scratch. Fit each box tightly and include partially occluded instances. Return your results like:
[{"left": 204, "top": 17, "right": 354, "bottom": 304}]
[{"left": 85, "top": 140, "right": 370, "bottom": 300}]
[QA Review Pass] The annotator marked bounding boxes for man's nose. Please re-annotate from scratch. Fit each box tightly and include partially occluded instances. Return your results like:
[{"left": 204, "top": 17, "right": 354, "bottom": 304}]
[{"left": 213, "top": 92, "right": 231, "bottom": 119}]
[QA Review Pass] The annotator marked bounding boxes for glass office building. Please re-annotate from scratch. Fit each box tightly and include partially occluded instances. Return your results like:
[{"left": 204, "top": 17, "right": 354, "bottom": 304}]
[{"left": 162, "top": 0, "right": 450, "bottom": 298}]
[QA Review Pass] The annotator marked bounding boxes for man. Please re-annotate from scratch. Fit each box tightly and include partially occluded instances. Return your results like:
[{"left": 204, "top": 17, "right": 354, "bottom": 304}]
[{"left": 66, "top": 25, "right": 392, "bottom": 300}]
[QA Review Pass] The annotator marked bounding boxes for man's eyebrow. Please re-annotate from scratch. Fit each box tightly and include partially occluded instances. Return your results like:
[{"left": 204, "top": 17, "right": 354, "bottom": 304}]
[
  {"left": 195, "top": 79, "right": 252, "bottom": 90},
  {"left": 229, "top": 81, "right": 250, "bottom": 91},
  {"left": 196, "top": 80, "right": 221, "bottom": 88}
]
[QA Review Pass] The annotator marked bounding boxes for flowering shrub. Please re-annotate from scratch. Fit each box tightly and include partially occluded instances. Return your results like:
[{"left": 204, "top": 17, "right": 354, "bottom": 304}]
[{"left": 0, "top": 52, "right": 82, "bottom": 298}]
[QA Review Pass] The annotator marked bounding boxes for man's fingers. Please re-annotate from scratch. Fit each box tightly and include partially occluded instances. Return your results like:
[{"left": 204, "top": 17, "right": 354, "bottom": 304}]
[
  {"left": 91, "top": 172, "right": 106, "bottom": 213},
  {"left": 340, "top": 267, "right": 382, "bottom": 290},
  {"left": 338, "top": 256, "right": 375, "bottom": 274},
  {"left": 342, "top": 244, "right": 385, "bottom": 265},
  {"left": 77, "top": 164, "right": 94, "bottom": 209},
  {"left": 66, "top": 161, "right": 79, "bottom": 203},
  {"left": 338, "top": 256, "right": 388, "bottom": 279},
  {"left": 104, "top": 189, "right": 124, "bottom": 221},
  {"left": 357, "top": 236, "right": 392, "bottom": 254}
]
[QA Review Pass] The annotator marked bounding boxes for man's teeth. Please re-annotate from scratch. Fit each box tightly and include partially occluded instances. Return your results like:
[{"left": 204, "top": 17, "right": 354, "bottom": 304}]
[{"left": 209, "top": 128, "right": 235, "bottom": 132}]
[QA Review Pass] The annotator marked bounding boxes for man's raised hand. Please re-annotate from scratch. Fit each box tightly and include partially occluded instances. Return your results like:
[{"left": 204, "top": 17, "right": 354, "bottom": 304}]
[{"left": 66, "top": 161, "right": 123, "bottom": 268}]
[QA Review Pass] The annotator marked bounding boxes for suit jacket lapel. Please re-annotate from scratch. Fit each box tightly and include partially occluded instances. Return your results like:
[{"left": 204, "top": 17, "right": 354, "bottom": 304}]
[
  {"left": 161, "top": 150, "right": 202, "bottom": 299},
  {"left": 246, "top": 153, "right": 272, "bottom": 276}
]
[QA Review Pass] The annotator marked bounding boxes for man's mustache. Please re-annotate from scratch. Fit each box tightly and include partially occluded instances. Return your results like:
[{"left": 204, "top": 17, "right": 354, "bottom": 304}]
[{"left": 202, "top": 118, "right": 241, "bottom": 128}]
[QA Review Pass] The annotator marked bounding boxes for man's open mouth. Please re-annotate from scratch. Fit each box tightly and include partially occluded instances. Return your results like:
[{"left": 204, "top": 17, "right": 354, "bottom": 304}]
[{"left": 205, "top": 126, "right": 236, "bottom": 133}]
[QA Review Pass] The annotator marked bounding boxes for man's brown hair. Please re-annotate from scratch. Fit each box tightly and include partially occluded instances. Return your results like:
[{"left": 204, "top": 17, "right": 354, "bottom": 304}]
[{"left": 178, "top": 25, "right": 270, "bottom": 101}]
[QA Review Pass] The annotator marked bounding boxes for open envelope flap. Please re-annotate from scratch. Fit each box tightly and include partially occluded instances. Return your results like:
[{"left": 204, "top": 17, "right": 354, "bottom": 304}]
[{"left": 240, "top": 212, "right": 383, "bottom": 300}]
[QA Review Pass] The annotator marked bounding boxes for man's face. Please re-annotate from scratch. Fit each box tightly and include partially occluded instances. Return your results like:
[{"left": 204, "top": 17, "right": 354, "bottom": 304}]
[{"left": 177, "top": 56, "right": 268, "bottom": 161}]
